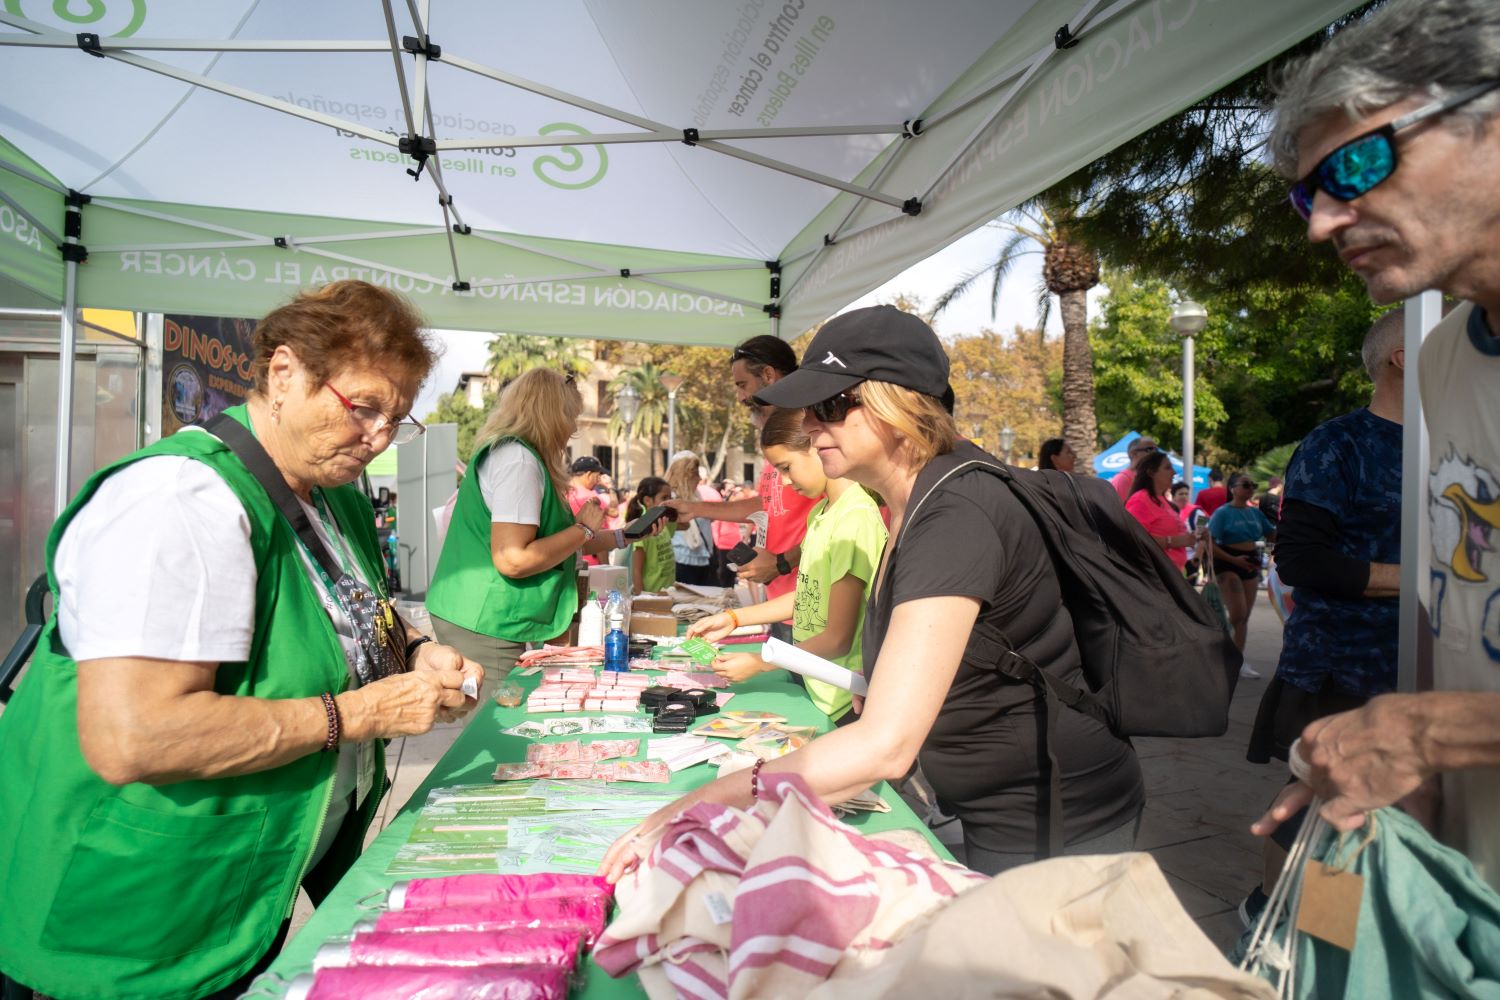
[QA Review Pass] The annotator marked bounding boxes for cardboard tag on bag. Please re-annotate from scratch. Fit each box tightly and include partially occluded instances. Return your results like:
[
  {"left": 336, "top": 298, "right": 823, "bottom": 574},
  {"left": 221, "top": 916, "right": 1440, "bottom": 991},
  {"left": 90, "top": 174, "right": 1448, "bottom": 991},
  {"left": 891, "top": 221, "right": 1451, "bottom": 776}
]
[{"left": 1295, "top": 859, "right": 1363, "bottom": 951}]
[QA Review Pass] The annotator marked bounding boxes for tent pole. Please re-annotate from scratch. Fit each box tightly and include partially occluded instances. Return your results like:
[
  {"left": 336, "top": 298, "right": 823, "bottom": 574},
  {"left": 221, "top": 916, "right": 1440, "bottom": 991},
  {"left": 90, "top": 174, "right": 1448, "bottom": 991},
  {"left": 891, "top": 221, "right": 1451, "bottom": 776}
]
[
  {"left": 1398, "top": 291, "right": 1440, "bottom": 693},
  {"left": 54, "top": 254, "right": 78, "bottom": 517}
]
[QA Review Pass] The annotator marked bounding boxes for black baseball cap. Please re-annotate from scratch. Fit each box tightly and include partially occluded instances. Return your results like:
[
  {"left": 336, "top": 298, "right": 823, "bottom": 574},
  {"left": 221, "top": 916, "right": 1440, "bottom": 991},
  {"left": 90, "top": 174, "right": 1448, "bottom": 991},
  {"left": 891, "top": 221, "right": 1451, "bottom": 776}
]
[
  {"left": 570, "top": 456, "right": 605, "bottom": 474},
  {"left": 753, "top": 305, "right": 953, "bottom": 410}
]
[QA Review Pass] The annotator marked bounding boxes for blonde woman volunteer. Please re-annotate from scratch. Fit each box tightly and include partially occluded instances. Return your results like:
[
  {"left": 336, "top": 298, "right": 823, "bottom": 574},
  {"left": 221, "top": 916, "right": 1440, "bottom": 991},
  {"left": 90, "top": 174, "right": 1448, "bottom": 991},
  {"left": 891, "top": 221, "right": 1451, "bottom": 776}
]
[
  {"left": 604, "top": 307, "right": 1143, "bottom": 879},
  {"left": 427, "top": 369, "right": 634, "bottom": 674}
]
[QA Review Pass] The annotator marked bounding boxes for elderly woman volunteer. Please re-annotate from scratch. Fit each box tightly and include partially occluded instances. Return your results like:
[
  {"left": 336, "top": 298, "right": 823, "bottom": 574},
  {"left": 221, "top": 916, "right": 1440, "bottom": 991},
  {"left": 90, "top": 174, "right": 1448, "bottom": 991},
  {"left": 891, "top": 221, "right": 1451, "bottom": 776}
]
[
  {"left": 428, "top": 368, "right": 635, "bottom": 673},
  {"left": 604, "top": 307, "right": 1144, "bottom": 880},
  {"left": 0, "top": 281, "right": 483, "bottom": 1000}
]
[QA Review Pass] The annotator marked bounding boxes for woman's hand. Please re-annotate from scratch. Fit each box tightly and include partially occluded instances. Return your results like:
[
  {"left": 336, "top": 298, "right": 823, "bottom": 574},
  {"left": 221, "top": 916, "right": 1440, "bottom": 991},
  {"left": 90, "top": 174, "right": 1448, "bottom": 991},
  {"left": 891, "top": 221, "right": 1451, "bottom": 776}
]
[
  {"left": 575, "top": 498, "right": 606, "bottom": 532},
  {"left": 599, "top": 816, "right": 669, "bottom": 884},
  {"left": 412, "top": 641, "right": 485, "bottom": 720},
  {"left": 341, "top": 669, "right": 471, "bottom": 739},
  {"left": 711, "top": 651, "right": 769, "bottom": 684},
  {"left": 687, "top": 612, "right": 737, "bottom": 643}
]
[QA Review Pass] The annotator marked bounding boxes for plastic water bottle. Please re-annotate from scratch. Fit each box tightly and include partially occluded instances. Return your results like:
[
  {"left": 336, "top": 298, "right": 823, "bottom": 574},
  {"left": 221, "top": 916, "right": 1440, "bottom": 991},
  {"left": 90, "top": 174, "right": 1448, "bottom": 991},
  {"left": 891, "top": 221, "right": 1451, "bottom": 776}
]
[
  {"left": 604, "top": 611, "right": 628, "bottom": 672},
  {"left": 578, "top": 592, "right": 604, "bottom": 648}
]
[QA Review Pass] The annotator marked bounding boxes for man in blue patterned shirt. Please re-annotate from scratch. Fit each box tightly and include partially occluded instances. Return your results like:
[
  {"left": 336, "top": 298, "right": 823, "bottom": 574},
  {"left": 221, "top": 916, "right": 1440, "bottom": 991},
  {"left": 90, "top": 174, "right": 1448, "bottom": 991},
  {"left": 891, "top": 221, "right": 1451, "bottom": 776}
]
[{"left": 1238, "top": 309, "right": 1404, "bottom": 923}]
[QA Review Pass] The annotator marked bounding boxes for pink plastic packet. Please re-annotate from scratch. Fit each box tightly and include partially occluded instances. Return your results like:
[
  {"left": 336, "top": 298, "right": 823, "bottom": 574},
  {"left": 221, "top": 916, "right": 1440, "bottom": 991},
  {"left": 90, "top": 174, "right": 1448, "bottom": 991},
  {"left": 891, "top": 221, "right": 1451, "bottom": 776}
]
[
  {"left": 374, "top": 896, "right": 610, "bottom": 945},
  {"left": 295, "top": 962, "right": 569, "bottom": 1000},
  {"left": 321, "top": 928, "right": 583, "bottom": 969},
  {"left": 393, "top": 873, "right": 614, "bottom": 911}
]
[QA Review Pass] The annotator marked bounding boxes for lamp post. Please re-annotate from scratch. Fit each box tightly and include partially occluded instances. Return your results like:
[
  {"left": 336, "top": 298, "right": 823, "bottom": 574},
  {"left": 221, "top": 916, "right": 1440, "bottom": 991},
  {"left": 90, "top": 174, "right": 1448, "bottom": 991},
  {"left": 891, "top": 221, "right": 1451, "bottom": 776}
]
[
  {"left": 660, "top": 373, "right": 685, "bottom": 458},
  {"left": 1169, "top": 299, "right": 1208, "bottom": 499},
  {"left": 999, "top": 425, "right": 1015, "bottom": 465},
  {"left": 616, "top": 383, "right": 641, "bottom": 489}
]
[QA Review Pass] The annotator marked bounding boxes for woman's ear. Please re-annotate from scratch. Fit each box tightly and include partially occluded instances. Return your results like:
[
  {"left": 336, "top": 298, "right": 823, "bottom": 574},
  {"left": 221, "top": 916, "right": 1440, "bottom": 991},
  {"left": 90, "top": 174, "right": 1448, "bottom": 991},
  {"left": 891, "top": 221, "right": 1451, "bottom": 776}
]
[{"left": 266, "top": 344, "right": 302, "bottom": 397}]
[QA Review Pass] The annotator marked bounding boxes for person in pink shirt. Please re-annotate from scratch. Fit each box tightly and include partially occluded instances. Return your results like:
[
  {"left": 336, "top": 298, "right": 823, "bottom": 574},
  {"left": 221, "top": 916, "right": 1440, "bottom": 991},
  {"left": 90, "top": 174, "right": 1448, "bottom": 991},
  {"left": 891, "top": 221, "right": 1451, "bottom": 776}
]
[
  {"left": 566, "top": 456, "right": 609, "bottom": 566},
  {"left": 1109, "top": 436, "right": 1158, "bottom": 501},
  {"left": 1123, "top": 451, "right": 1201, "bottom": 571}
]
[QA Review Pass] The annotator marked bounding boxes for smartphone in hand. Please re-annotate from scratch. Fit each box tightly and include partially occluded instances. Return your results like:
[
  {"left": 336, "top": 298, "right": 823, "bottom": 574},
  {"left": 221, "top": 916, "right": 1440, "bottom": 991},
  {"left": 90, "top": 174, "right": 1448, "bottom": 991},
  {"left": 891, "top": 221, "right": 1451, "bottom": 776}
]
[{"left": 623, "top": 505, "right": 672, "bottom": 540}]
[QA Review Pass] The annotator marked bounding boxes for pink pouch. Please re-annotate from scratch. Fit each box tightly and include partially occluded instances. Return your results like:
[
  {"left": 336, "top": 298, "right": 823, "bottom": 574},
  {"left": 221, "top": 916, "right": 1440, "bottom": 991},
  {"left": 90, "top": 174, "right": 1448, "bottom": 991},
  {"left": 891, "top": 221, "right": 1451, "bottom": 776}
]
[
  {"left": 301, "top": 962, "right": 569, "bottom": 1000},
  {"left": 391, "top": 875, "right": 614, "bottom": 910},
  {"left": 374, "top": 896, "right": 610, "bottom": 945},
  {"left": 340, "top": 928, "right": 583, "bottom": 969}
]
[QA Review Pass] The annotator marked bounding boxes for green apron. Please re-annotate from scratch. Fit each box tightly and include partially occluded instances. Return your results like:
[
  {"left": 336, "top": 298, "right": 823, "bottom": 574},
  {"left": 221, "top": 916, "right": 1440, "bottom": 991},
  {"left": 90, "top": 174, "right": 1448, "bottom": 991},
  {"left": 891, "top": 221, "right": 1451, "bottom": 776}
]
[
  {"left": 427, "top": 436, "right": 578, "bottom": 642},
  {"left": 0, "top": 406, "right": 386, "bottom": 999}
]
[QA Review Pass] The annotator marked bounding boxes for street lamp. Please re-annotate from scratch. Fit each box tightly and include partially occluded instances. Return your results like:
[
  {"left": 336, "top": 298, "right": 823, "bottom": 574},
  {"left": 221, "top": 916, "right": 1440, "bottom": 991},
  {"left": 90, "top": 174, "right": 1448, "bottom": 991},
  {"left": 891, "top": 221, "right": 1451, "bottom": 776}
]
[
  {"left": 660, "top": 373, "right": 685, "bottom": 458},
  {"left": 999, "top": 425, "right": 1015, "bottom": 465},
  {"left": 1169, "top": 299, "right": 1208, "bottom": 499},
  {"left": 616, "top": 383, "right": 641, "bottom": 488}
]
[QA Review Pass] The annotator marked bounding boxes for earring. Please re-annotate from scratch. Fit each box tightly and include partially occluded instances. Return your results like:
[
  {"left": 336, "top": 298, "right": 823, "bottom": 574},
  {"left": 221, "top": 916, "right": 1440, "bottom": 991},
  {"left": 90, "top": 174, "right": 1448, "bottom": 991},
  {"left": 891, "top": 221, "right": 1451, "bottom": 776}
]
[{"left": 271, "top": 398, "right": 283, "bottom": 423}]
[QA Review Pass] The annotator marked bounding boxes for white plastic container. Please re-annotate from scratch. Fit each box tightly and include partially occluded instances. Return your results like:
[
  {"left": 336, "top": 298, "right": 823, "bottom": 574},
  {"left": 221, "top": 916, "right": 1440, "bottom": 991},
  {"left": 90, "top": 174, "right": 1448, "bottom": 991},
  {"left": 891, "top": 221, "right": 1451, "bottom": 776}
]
[{"left": 578, "top": 592, "right": 605, "bottom": 647}]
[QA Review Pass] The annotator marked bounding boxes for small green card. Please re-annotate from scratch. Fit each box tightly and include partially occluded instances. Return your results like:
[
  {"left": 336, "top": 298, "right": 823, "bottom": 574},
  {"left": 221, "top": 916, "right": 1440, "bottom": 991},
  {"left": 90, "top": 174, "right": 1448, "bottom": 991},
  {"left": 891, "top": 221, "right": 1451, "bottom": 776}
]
[{"left": 679, "top": 636, "right": 720, "bottom": 666}]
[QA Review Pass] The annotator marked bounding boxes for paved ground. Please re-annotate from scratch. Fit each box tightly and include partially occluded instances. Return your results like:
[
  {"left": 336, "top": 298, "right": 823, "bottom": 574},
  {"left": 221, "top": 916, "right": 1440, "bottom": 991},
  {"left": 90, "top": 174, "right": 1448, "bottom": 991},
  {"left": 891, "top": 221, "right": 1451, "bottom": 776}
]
[{"left": 291, "top": 598, "right": 1291, "bottom": 952}]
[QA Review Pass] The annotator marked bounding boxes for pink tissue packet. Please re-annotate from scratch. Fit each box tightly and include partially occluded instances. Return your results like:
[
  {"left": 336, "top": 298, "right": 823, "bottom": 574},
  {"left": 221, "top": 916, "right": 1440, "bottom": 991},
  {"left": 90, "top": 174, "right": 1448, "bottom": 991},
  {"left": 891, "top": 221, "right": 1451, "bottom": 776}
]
[
  {"left": 312, "top": 928, "right": 583, "bottom": 970},
  {"left": 291, "top": 962, "right": 569, "bottom": 1000},
  {"left": 373, "top": 896, "right": 610, "bottom": 945},
  {"left": 391, "top": 873, "right": 613, "bottom": 910}
]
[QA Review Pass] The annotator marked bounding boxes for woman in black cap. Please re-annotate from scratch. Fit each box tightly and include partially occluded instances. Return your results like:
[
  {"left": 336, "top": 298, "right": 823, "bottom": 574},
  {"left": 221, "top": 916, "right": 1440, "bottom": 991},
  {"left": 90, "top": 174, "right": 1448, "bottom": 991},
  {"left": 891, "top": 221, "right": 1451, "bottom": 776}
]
[{"left": 602, "top": 306, "right": 1144, "bottom": 878}]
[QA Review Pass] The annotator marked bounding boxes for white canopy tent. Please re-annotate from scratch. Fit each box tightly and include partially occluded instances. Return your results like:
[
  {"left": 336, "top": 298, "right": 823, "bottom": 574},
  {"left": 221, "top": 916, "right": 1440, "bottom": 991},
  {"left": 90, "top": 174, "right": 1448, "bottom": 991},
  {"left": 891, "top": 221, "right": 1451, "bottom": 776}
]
[{"left": 1, "top": 0, "right": 1362, "bottom": 509}]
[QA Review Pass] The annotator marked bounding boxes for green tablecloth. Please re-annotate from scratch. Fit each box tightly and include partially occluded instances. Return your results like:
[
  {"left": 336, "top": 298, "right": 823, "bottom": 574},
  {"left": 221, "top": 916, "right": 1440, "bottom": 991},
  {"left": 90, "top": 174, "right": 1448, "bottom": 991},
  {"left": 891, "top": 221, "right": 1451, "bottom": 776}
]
[{"left": 262, "top": 658, "right": 950, "bottom": 995}]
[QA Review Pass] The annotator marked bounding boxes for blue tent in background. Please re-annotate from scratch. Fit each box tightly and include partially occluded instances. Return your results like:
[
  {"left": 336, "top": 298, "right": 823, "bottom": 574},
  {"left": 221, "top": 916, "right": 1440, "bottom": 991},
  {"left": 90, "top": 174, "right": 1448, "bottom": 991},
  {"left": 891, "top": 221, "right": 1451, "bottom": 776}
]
[{"left": 1093, "top": 432, "right": 1211, "bottom": 495}]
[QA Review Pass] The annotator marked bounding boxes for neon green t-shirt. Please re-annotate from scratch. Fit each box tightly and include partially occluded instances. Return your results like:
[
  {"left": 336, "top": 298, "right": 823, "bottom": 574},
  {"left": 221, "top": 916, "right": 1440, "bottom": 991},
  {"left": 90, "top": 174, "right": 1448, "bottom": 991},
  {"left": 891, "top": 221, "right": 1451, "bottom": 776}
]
[
  {"left": 632, "top": 525, "right": 677, "bottom": 593},
  {"left": 793, "top": 486, "right": 888, "bottom": 720}
]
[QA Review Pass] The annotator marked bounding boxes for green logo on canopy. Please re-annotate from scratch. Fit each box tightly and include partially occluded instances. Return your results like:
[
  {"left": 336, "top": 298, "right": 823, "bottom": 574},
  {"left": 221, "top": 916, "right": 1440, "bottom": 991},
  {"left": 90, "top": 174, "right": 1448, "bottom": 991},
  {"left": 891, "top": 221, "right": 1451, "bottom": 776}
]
[
  {"left": 5, "top": 0, "right": 147, "bottom": 37},
  {"left": 533, "top": 123, "right": 609, "bottom": 190}
]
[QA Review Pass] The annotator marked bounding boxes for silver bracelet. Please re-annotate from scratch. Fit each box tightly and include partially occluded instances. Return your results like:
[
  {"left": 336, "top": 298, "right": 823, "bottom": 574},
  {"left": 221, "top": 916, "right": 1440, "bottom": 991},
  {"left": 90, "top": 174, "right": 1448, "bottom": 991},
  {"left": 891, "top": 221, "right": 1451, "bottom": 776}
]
[{"left": 577, "top": 522, "right": 595, "bottom": 543}]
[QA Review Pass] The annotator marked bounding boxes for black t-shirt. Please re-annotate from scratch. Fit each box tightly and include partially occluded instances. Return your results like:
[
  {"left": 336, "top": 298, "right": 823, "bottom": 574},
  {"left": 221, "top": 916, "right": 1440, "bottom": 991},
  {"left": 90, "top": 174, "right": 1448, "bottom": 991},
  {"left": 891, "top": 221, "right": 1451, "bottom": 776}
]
[{"left": 863, "top": 463, "right": 1144, "bottom": 854}]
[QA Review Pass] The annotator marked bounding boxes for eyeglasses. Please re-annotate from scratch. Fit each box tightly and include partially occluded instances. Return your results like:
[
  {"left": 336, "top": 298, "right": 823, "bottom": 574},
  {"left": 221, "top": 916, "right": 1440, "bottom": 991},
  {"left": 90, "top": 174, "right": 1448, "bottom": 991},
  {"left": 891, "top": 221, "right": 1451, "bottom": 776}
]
[
  {"left": 1289, "top": 80, "right": 1500, "bottom": 220},
  {"left": 808, "top": 384, "right": 863, "bottom": 423},
  {"left": 325, "top": 383, "right": 425, "bottom": 445}
]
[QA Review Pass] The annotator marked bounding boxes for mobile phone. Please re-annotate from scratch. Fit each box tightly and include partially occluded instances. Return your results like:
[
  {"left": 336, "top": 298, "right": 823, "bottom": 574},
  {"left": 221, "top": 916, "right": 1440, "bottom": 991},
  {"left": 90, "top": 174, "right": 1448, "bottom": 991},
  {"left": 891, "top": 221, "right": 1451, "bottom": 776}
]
[
  {"left": 727, "top": 541, "right": 758, "bottom": 566},
  {"left": 623, "top": 505, "right": 671, "bottom": 540}
]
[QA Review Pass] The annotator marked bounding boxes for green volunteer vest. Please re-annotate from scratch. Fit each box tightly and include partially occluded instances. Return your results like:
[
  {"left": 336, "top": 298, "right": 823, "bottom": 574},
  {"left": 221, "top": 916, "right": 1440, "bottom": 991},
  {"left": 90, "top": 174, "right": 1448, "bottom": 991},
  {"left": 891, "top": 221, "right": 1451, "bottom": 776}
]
[
  {"left": 427, "top": 436, "right": 577, "bottom": 642},
  {"left": 0, "top": 406, "right": 386, "bottom": 999}
]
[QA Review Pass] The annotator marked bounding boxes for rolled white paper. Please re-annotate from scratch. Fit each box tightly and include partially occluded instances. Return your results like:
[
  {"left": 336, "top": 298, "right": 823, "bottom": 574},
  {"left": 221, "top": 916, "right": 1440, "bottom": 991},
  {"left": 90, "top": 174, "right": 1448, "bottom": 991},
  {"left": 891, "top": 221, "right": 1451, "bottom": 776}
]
[{"left": 760, "top": 637, "right": 869, "bottom": 696}]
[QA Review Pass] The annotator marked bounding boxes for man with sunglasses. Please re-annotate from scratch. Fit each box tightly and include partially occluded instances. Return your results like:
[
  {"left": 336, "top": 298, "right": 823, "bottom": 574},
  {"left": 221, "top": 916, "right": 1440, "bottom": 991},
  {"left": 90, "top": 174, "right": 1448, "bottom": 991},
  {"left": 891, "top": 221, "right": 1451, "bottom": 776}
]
[
  {"left": 1253, "top": 0, "right": 1500, "bottom": 892},
  {"left": 667, "top": 336, "right": 819, "bottom": 618}
]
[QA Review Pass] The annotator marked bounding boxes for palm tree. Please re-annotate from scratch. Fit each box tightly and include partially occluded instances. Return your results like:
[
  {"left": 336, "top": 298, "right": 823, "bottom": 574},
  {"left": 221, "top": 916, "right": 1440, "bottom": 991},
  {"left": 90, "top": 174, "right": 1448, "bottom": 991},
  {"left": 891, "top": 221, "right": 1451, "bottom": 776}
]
[
  {"left": 484, "top": 334, "right": 590, "bottom": 385},
  {"left": 931, "top": 198, "right": 1101, "bottom": 466},
  {"left": 607, "top": 362, "right": 670, "bottom": 476}
]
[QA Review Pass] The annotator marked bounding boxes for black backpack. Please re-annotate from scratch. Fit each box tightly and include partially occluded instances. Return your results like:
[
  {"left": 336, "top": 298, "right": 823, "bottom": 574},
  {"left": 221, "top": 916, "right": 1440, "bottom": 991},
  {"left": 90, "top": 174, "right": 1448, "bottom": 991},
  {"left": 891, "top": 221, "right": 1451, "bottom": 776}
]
[
  {"left": 912, "top": 441, "right": 1241, "bottom": 738},
  {"left": 898, "top": 443, "right": 1241, "bottom": 854}
]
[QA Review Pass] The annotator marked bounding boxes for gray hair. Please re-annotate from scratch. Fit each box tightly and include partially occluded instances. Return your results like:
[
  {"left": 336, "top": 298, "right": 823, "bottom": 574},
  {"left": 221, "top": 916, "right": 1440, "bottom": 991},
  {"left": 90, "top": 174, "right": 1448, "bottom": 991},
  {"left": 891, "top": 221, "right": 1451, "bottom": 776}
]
[
  {"left": 1269, "top": 0, "right": 1500, "bottom": 178},
  {"left": 1361, "top": 308, "right": 1404, "bottom": 380}
]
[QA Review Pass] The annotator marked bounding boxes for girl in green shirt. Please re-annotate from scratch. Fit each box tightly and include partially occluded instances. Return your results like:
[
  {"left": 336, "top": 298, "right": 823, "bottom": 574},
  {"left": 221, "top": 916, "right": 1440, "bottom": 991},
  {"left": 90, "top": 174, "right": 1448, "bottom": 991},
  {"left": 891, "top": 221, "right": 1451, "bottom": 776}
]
[
  {"left": 688, "top": 408, "right": 887, "bottom": 723},
  {"left": 629, "top": 477, "right": 677, "bottom": 594}
]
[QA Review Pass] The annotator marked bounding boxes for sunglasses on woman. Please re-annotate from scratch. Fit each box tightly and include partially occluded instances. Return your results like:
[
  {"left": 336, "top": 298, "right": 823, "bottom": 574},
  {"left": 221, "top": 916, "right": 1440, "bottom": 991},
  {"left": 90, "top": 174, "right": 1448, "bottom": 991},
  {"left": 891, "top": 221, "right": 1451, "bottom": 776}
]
[
  {"left": 1289, "top": 79, "right": 1500, "bottom": 221},
  {"left": 808, "top": 384, "right": 863, "bottom": 423}
]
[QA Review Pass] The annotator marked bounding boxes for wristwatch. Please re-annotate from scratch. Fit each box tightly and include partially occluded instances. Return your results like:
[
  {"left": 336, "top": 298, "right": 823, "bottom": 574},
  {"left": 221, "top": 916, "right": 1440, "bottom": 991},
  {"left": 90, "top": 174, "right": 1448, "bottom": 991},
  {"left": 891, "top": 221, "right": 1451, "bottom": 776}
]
[{"left": 775, "top": 552, "right": 792, "bottom": 577}]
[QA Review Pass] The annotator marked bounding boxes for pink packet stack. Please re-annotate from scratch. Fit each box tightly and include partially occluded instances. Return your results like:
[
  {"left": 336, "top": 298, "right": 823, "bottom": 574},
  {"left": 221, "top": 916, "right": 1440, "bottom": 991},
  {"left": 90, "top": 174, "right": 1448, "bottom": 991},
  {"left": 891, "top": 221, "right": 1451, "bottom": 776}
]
[
  {"left": 525, "top": 742, "right": 581, "bottom": 763},
  {"left": 293, "top": 962, "right": 570, "bottom": 1000},
  {"left": 590, "top": 759, "right": 670, "bottom": 783},
  {"left": 374, "top": 896, "right": 610, "bottom": 945},
  {"left": 580, "top": 739, "right": 640, "bottom": 762},
  {"left": 391, "top": 873, "right": 613, "bottom": 910}
]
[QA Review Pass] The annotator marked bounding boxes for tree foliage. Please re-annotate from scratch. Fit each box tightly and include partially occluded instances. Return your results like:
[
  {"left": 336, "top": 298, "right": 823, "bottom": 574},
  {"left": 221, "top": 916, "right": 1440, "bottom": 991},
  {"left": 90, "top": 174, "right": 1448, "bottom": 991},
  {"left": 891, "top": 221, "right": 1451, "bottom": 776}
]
[
  {"left": 606, "top": 361, "right": 671, "bottom": 476},
  {"left": 1090, "top": 267, "right": 1383, "bottom": 468},
  {"left": 946, "top": 326, "right": 1062, "bottom": 464},
  {"left": 423, "top": 388, "right": 492, "bottom": 462},
  {"left": 485, "top": 334, "right": 591, "bottom": 383}
]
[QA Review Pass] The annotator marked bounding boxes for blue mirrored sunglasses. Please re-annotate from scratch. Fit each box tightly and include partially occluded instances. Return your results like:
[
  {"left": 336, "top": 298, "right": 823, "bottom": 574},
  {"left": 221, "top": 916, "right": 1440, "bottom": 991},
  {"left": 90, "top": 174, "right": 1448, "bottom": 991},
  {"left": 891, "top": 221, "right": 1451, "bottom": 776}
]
[{"left": 1290, "top": 80, "right": 1500, "bottom": 221}]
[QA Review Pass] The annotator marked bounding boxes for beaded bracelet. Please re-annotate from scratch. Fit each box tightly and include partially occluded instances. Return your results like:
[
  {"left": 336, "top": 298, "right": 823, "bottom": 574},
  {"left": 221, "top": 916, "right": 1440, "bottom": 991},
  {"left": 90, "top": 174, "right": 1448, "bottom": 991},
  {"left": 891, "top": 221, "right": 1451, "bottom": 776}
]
[
  {"left": 319, "top": 691, "right": 342, "bottom": 753},
  {"left": 727, "top": 608, "right": 741, "bottom": 631},
  {"left": 749, "top": 758, "right": 766, "bottom": 801}
]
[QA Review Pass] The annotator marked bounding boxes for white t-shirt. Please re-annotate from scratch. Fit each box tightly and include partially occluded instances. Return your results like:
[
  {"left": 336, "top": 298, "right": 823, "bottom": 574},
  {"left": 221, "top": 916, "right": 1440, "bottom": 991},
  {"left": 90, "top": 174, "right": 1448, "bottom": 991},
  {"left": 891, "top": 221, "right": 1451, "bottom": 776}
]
[
  {"left": 478, "top": 441, "right": 544, "bottom": 524},
  {"left": 54, "top": 442, "right": 374, "bottom": 866},
  {"left": 1418, "top": 300, "right": 1500, "bottom": 891}
]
